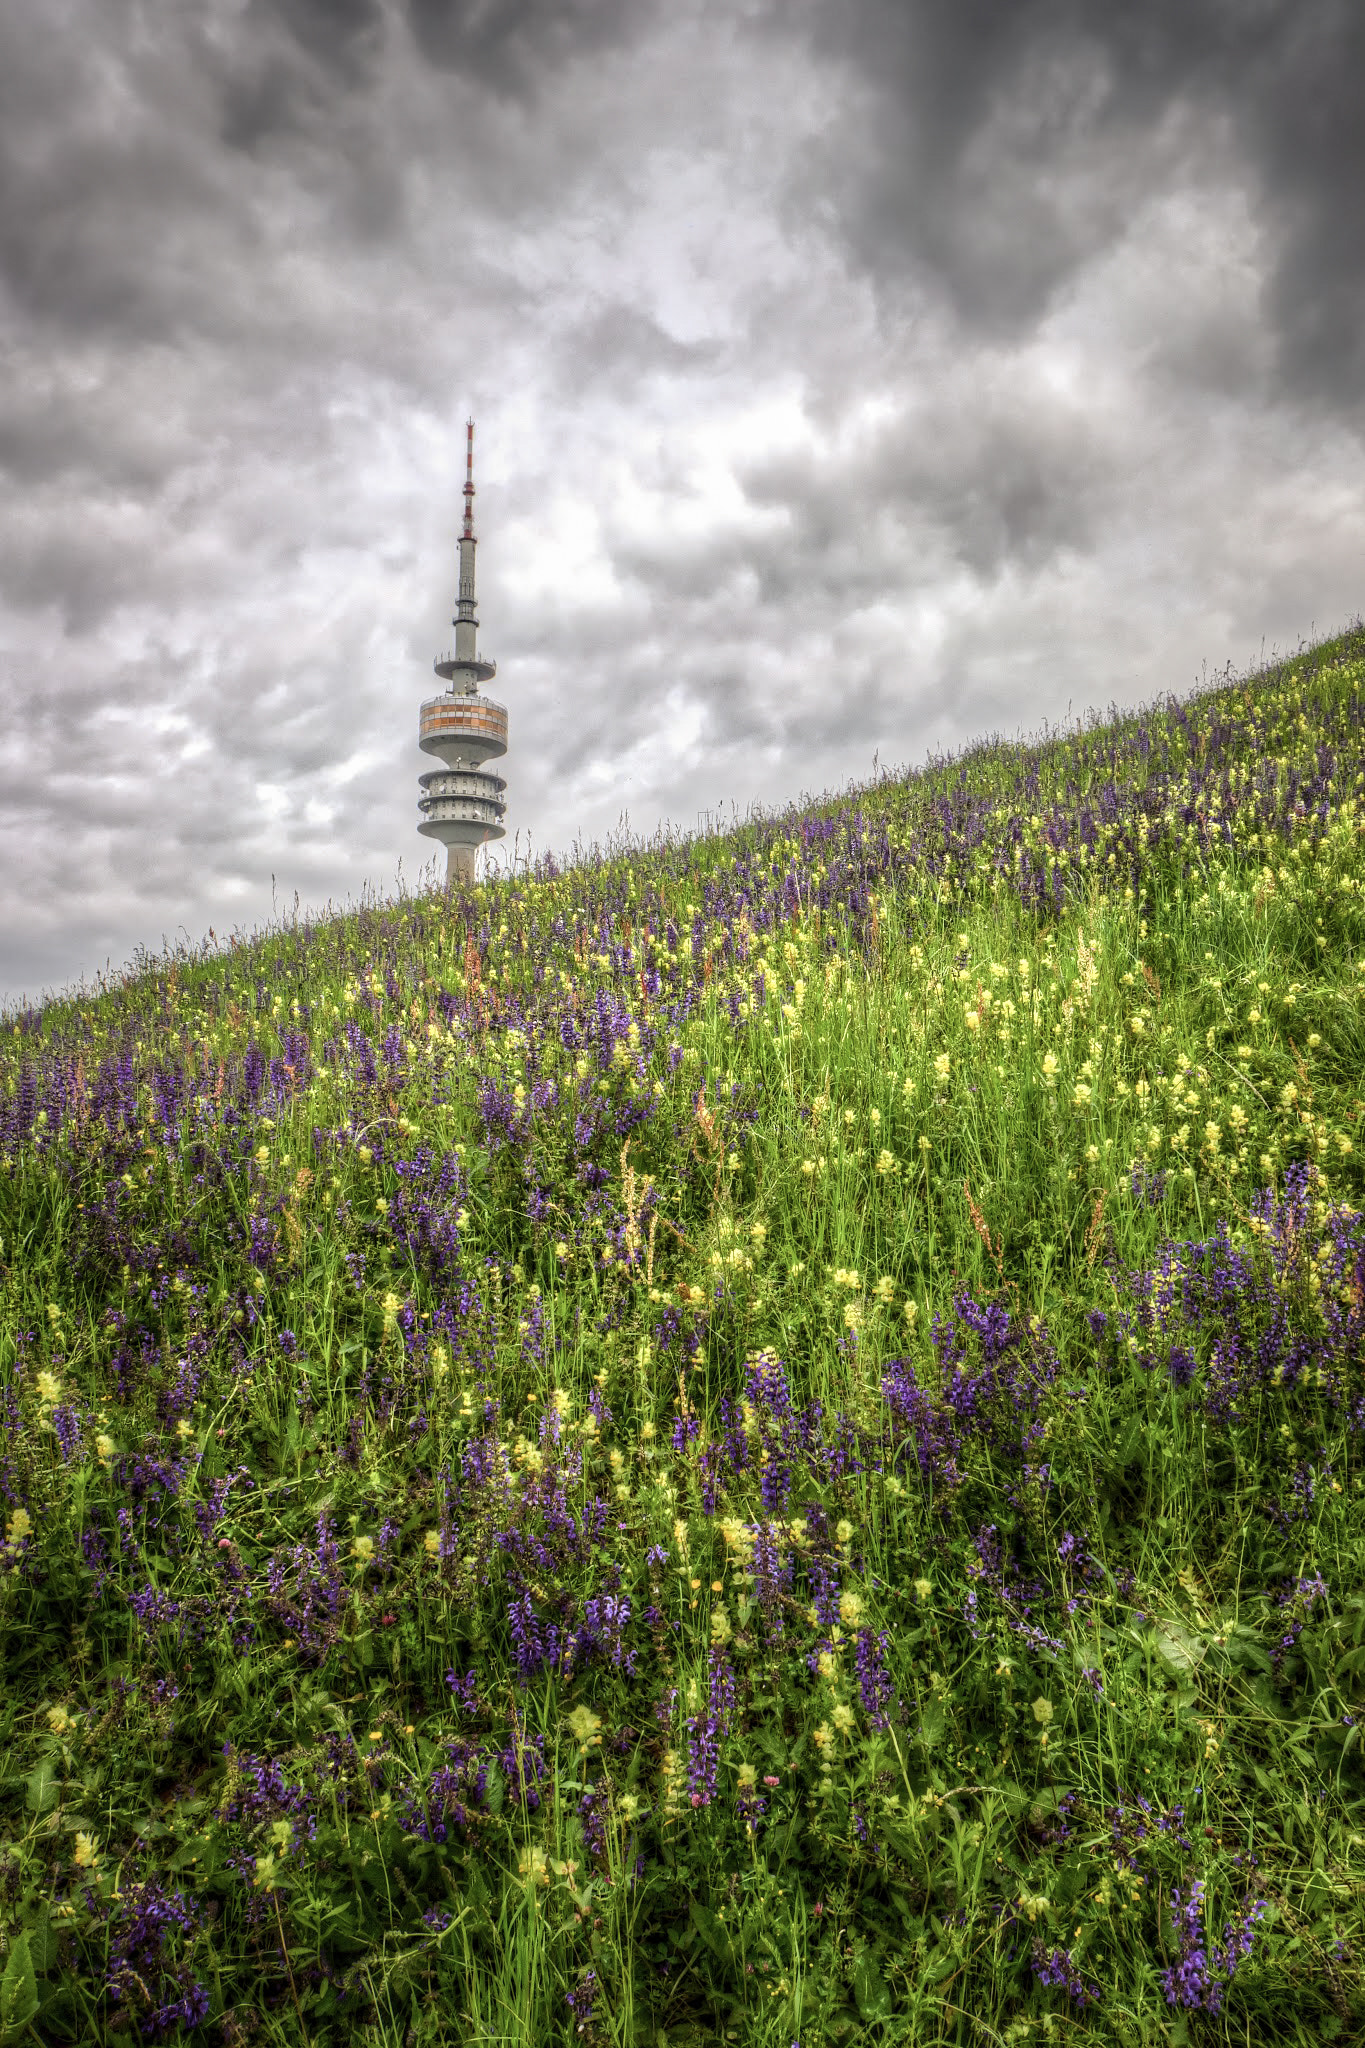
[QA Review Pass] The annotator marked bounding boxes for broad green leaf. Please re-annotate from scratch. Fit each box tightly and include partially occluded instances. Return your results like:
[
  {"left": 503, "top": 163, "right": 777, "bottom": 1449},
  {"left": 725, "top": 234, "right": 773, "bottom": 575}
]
[
  {"left": 1151, "top": 1618, "right": 1205, "bottom": 1678},
  {"left": 1, "top": 1930, "right": 39, "bottom": 2040},
  {"left": 853, "top": 1949, "right": 892, "bottom": 2022},
  {"left": 24, "top": 1763, "right": 58, "bottom": 1816}
]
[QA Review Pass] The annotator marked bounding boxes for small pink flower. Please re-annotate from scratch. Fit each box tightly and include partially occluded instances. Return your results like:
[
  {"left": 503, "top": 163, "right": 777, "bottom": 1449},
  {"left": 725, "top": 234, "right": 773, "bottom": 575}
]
[
  {"left": 690, "top": 1792, "right": 703, "bottom": 1808},
  {"left": 217, "top": 1538, "right": 231, "bottom": 1549},
  {"left": 763, "top": 1775, "right": 780, "bottom": 1788}
]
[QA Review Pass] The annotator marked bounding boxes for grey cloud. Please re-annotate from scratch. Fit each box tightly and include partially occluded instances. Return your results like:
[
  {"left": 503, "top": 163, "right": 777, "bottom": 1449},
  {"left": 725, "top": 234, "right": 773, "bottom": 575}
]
[
  {"left": 793, "top": 0, "right": 1365, "bottom": 404},
  {"left": 404, "top": 0, "right": 641, "bottom": 95}
]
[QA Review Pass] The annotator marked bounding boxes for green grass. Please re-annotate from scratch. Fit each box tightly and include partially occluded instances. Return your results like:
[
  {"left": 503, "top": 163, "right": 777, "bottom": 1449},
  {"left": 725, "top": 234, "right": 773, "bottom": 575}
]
[{"left": 2, "top": 627, "right": 1365, "bottom": 2044}]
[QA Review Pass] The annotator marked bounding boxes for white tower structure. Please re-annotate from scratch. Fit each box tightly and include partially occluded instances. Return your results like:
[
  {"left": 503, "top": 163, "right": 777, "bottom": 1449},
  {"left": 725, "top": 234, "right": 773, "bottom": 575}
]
[{"left": 417, "top": 419, "right": 507, "bottom": 886}]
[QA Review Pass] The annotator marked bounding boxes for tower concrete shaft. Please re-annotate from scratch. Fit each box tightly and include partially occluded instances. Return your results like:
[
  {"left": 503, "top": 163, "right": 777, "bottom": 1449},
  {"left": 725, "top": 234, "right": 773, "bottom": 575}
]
[{"left": 416, "top": 418, "right": 507, "bottom": 885}]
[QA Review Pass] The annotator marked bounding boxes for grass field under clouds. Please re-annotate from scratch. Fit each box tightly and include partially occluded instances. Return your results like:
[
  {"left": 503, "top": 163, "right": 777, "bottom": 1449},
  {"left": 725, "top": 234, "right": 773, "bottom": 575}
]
[{"left": 4, "top": 628, "right": 1365, "bottom": 2044}]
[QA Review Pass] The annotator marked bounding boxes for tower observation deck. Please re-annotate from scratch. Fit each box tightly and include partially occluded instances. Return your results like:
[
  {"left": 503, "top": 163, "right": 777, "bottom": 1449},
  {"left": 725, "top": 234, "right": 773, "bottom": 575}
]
[{"left": 417, "top": 419, "right": 507, "bottom": 886}]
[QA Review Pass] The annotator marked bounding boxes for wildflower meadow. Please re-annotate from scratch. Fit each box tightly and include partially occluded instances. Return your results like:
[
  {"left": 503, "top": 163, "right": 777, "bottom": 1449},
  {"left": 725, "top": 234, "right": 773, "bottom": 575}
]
[{"left": 4, "top": 627, "right": 1365, "bottom": 2045}]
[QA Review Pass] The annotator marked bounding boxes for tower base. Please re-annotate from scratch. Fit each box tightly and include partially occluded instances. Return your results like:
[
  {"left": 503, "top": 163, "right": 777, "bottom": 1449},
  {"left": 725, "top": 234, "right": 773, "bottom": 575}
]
[{"left": 446, "top": 842, "right": 477, "bottom": 887}]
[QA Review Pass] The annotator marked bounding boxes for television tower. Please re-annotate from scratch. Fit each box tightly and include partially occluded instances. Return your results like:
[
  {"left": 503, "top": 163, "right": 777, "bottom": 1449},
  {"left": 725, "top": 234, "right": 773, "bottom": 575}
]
[{"left": 417, "top": 419, "right": 507, "bottom": 885}]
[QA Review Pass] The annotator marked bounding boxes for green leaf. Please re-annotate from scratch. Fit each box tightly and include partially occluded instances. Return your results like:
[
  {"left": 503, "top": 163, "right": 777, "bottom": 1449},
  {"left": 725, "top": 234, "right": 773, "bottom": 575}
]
[
  {"left": 1, "top": 1929, "right": 39, "bottom": 2041},
  {"left": 689, "top": 1901, "right": 732, "bottom": 1969},
  {"left": 1115, "top": 1415, "right": 1145, "bottom": 1467},
  {"left": 852, "top": 1949, "right": 892, "bottom": 2023},
  {"left": 1151, "top": 1618, "right": 1205, "bottom": 1678},
  {"left": 24, "top": 1763, "right": 58, "bottom": 1816},
  {"left": 1228, "top": 1630, "right": 1272, "bottom": 1674},
  {"left": 920, "top": 1699, "right": 947, "bottom": 1747}
]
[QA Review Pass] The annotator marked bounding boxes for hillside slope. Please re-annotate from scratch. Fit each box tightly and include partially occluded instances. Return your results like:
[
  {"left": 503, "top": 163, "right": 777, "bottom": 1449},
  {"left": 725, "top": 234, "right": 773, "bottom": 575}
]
[{"left": 3, "top": 627, "right": 1365, "bottom": 2045}]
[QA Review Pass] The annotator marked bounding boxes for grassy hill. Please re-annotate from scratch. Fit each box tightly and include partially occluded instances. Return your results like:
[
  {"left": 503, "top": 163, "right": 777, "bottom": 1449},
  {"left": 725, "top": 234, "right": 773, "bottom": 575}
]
[{"left": 3, "top": 625, "right": 1365, "bottom": 2046}]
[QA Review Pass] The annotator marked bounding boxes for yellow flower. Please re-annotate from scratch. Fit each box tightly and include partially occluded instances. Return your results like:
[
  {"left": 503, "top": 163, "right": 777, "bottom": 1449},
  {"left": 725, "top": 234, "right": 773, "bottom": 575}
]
[
  {"left": 46, "top": 1705, "right": 73, "bottom": 1737},
  {"left": 913, "top": 1577, "right": 932, "bottom": 1602},
  {"left": 95, "top": 1434, "right": 115, "bottom": 1462},
  {"left": 73, "top": 1831, "right": 100, "bottom": 1869},
  {"left": 1041, "top": 1052, "right": 1059, "bottom": 1082},
  {"left": 567, "top": 1704, "right": 602, "bottom": 1747},
  {"left": 874, "top": 1275, "right": 895, "bottom": 1302},
  {"left": 934, "top": 1053, "right": 951, "bottom": 1082},
  {"left": 351, "top": 1535, "right": 375, "bottom": 1564},
  {"left": 811, "top": 1721, "right": 832, "bottom": 1752},
  {"left": 1031, "top": 1697, "right": 1054, "bottom": 1725},
  {"left": 5, "top": 1508, "right": 33, "bottom": 1546},
  {"left": 423, "top": 1529, "right": 442, "bottom": 1556},
  {"left": 835, "top": 1519, "right": 853, "bottom": 1546},
  {"left": 35, "top": 1370, "right": 62, "bottom": 1404},
  {"left": 831, "top": 1702, "right": 856, "bottom": 1735},
  {"left": 839, "top": 1591, "right": 865, "bottom": 1628}
]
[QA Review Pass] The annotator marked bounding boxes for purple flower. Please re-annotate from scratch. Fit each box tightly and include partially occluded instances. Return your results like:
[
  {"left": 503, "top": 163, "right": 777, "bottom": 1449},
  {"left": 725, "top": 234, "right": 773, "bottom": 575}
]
[
  {"left": 1032, "top": 1942, "right": 1098, "bottom": 2006},
  {"left": 566, "top": 1969, "right": 597, "bottom": 2033},
  {"left": 685, "top": 1647, "right": 736, "bottom": 1808},
  {"left": 855, "top": 1628, "right": 895, "bottom": 1730},
  {"left": 1160, "top": 1879, "right": 1265, "bottom": 2012},
  {"left": 101, "top": 1879, "right": 207, "bottom": 2040}
]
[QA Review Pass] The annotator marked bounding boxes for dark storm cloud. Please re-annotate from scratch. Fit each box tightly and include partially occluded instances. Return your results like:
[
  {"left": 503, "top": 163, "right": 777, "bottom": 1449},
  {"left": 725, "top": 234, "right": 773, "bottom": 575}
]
[
  {"left": 799, "top": 0, "right": 1365, "bottom": 403},
  {"left": 405, "top": 0, "right": 639, "bottom": 93}
]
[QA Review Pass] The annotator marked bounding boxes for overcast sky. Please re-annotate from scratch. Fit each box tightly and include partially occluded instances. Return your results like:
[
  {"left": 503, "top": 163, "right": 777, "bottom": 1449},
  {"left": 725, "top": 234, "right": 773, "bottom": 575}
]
[{"left": 2, "top": 0, "right": 1362, "bottom": 1006}]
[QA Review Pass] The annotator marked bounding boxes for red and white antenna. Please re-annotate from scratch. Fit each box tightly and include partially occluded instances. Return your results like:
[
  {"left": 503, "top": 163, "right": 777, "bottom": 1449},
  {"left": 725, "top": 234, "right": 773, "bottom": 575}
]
[{"left": 461, "top": 417, "right": 476, "bottom": 539}]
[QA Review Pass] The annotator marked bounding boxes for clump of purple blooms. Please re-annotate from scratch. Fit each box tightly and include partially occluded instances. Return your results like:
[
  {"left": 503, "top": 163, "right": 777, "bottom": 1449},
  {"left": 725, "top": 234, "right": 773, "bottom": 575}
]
[{"left": 1160, "top": 1880, "right": 1266, "bottom": 2013}]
